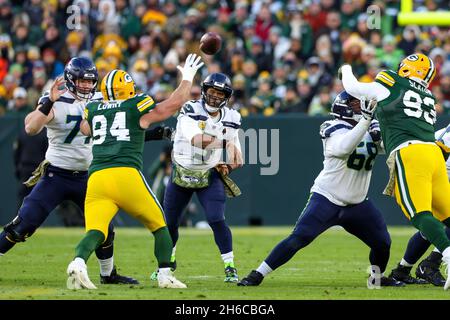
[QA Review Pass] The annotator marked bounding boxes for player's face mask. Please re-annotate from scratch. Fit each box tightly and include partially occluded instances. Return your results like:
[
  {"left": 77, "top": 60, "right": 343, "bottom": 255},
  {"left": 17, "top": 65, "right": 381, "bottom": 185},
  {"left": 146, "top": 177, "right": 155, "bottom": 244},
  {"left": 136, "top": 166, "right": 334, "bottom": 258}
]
[
  {"left": 75, "top": 79, "right": 96, "bottom": 100},
  {"left": 204, "top": 88, "right": 227, "bottom": 113},
  {"left": 349, "top": 97, "right": 362, "bottom": 121}
]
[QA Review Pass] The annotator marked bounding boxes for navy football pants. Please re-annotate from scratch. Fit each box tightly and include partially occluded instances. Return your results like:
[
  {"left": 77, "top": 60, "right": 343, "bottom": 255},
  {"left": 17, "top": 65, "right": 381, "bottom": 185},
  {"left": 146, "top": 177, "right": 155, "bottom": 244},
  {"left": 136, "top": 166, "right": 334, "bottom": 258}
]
[
  {"left": 164, "top": 170, "right": 233, "bottom": 254},
  {"left": 0, "top": 165, "right": 114, "bottom": 258},
  {"left": 265, "top": 192, "right": 391, "bottom": 273}
]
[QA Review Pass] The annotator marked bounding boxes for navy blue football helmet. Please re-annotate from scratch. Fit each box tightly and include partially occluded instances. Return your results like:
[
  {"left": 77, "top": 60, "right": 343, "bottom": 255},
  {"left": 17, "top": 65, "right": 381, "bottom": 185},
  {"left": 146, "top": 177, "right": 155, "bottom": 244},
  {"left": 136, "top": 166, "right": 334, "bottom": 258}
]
[
  {"left": 330, "top": 91, "right": 362, "bottom": 121},
  {"left": 64, "top": 57, "right": 98, "bottom": 100},
  {"left": 201, "top": 73, "right": 233, "bottom": 109}
]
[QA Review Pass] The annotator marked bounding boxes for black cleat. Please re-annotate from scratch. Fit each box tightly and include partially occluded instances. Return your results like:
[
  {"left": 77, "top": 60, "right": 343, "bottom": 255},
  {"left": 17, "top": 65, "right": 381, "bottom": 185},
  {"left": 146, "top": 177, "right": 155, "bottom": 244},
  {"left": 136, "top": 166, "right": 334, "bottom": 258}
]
[
  {"left": 416, "top": 260, "right": 445, "bottom": 287},
  {"left": 237, "top": 270, "right": 264, "bottom": 286},
  {"left": 368, "top": 275, "right": 405, "bottom": 288},
  {"left": 389, "top": 263, "right": 428, "bottom": 284},
  {"left": 100, "top": 266, "right": 139, "bottom": 285}
]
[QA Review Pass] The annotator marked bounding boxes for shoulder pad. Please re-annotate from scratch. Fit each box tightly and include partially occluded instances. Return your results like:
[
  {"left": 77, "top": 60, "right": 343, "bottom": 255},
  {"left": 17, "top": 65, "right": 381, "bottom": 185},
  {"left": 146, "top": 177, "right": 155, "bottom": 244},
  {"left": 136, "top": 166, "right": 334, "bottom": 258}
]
[
  {"left": 320, "top": 120, "right": 352, "bottom": 139},
  {"left": 91, "top": 91, "right": 103, "bottom": 101},
  {"left": 37, "top": 91, "right": 50, "bottom": 105},
  {"left": 180, "top": 100, "right": 202, "bottom": 115},
  {"left": 222, "top": 108, "right": 241, "bottom": 129},
  {"left": 375, "top": 70, "right": 395, "bottom": 87}
]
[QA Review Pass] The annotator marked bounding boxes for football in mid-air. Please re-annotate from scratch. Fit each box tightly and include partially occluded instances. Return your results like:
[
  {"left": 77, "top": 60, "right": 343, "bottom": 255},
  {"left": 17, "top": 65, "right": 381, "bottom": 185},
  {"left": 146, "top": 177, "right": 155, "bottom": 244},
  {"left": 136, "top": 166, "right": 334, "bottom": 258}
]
[{"left": 199, "top": 32, "right": 222, "bottom": 55}]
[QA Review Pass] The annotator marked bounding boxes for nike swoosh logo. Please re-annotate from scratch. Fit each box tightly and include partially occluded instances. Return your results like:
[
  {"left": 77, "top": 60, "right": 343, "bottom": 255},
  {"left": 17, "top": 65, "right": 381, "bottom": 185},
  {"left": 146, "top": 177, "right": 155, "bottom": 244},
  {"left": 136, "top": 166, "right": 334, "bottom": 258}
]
[{"left": 419, "top": 266, "right": 424, "bottom": 274}]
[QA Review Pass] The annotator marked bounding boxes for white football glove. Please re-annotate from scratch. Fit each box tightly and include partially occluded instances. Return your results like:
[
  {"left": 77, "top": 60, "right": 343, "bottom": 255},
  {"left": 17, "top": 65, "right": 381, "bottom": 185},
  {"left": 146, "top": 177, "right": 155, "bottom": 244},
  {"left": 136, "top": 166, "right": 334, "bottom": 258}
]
[
  {"left": 360, "top": 97, "right": 377, "bottom": 121},
  {"left": 177, "top": 53, "right": 204, "bottom": 82}
]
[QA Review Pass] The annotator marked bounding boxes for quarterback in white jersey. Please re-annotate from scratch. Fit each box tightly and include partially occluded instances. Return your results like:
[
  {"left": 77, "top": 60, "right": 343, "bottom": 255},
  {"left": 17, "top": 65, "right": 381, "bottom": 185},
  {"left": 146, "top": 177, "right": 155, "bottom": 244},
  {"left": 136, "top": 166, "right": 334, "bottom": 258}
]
[
  {"left": 160, "top": 73, "right": 243, "bottom": 283},
  {"left": 238, "top": 91, "right": 403, "bottom": 288},
  {"left": 0, "top": 57, "right": 138, "bottom": 285},
  {"left": 173, "top": 95, "right": 242, "bottom": 171}
]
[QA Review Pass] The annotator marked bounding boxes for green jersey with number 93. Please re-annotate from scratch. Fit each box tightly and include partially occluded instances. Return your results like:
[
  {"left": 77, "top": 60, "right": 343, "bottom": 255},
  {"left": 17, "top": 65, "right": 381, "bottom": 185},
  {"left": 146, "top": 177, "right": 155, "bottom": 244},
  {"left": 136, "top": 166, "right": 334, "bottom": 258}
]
[
  {"left": 374, "top": 70, "right": 436, "bottom": 155},
  {"left": 84, "top": 94, "right": 156, "bottom": 176}
]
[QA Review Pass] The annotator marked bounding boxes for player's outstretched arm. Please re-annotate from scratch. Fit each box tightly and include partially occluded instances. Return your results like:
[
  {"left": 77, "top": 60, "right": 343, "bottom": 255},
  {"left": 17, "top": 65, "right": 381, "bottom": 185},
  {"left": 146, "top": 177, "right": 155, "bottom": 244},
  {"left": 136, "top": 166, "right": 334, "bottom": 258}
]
[
  {"left": 25, "top": 76, "right": 67, "bottom": 135},
  {"left": 327, "top": 99, "right": 378, "bottom": 157},
  {"left": 140, "top": 54, "right": 204, "bottom": 129},
  {"left": 339, "top": 64, "right": 390, "bottom": 102}
]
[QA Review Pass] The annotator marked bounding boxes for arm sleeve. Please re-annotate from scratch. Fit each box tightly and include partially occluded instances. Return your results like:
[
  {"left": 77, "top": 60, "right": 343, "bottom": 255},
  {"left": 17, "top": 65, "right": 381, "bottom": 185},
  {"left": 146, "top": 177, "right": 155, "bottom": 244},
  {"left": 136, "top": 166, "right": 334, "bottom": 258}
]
[
  {"left": 179, "top": 115, "right": 203, "bottom": 143},
  {"left": 325, "top": 118, "right": 372, "bottom": 157},
  {"left": 341, "top": 65, "right": 391, "bottom": 101}
]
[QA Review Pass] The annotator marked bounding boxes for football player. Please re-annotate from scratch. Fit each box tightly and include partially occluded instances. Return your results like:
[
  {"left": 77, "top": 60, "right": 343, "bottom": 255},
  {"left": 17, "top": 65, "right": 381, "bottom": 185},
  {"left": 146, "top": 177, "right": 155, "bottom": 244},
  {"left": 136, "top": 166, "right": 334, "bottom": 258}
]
[
  {"left": 238, "top": 91, "right": 403, "bottom": 288},
  {"left": 66, "top": 53, "right": 204, "bottom": 289},
  {"left": 339, "top": 53, "right": 450, "bottom": 290},
  {"left": 151, "top": 72, "right": 243, "bottom": 283},
  {"left": 0, "top": 57, "right": 139, "bottom": 285},
  {"left": 389, "top": 124, "right": 450, "bottom": 286}
]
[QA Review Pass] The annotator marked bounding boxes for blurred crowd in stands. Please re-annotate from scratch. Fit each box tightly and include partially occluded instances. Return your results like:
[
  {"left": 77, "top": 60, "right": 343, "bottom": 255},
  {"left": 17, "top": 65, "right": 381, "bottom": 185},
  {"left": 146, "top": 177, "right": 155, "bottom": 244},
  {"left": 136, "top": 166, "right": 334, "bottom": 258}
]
[{"left": 0, "top": 0, "right": 449, "bottom": 117}]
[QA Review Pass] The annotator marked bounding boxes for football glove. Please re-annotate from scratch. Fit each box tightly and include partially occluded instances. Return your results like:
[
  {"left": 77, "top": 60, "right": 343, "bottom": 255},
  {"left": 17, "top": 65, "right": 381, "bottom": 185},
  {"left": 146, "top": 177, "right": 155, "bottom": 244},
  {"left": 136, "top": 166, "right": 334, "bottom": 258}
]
[
  {"left": 177, "top": 53, "right": 204, "bottom": 82},
  {"left": 360, "top": 97, "right": 377, "bottom": 121},
  {"left": 145, "top": 125, "right": 173, "bottom": 141},
  {"left": 369, "top": 120, "right": 381, "bottom": 142}
]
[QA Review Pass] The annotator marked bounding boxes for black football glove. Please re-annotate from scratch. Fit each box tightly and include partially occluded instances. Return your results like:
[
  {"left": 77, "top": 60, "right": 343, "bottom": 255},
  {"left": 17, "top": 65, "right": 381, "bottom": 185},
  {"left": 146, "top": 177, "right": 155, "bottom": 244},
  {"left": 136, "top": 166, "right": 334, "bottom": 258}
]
[{"left": 145, "top": 125, "right": 174, "bottom": 141}]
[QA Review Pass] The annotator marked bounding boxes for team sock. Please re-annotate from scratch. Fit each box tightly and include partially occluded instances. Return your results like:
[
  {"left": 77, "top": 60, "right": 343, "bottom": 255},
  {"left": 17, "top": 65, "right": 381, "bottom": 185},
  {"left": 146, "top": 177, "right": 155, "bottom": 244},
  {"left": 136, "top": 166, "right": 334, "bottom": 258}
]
[
  {"left": 221, "top": 251, "right": 234, "bottom": 266},
  {"left": 98, "top": 256, "right": 114, "bottom": 277},
  {"left": 256, "top": 261, "right": 273, "bottom": 277},
  {"left": 75, "top": 230, "right": 105, "bottom": 262},
  {"left": 402, "top": 231, "right": 431, "bottom": 265},
  {"left": 153, "top": 227, "right": 173, "bottom": 268},
  {"left": 400, "top": 258, "right": 414, "bottom": 267},
  {"left": 411, "top": 212, "right": 450, "bottom": 253}
]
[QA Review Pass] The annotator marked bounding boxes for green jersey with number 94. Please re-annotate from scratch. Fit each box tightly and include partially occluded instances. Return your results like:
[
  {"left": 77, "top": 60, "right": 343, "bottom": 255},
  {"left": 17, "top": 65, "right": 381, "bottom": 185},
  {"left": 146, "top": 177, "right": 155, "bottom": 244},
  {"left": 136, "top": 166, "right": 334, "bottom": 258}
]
[
  {"left": 374, "top": 70, "right": 436, "bottom": 155},
  {"left": 84, "top": 93, "right": 156, "bottom": 176}
]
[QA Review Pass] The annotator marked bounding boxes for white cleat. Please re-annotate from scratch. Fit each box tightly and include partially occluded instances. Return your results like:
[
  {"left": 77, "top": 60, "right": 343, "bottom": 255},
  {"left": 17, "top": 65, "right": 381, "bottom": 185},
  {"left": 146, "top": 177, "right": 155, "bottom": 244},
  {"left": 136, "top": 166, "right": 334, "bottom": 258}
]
[
  {"left": 443, "top": 259, "right": 450, "bottom": 291},
  {"left": 67, "top": 259, "right": 97, "bottom": 290},
  {"left": 157, "top": 268, "right": 187, "bottom": 289}
]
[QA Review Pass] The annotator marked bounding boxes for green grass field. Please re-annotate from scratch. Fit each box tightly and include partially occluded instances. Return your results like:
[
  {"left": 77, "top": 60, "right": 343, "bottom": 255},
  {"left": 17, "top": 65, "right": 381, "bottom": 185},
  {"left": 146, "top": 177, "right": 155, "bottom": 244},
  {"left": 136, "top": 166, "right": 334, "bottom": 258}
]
[{"left": 0, "top": 226, "right": 448, "bottom": 300}]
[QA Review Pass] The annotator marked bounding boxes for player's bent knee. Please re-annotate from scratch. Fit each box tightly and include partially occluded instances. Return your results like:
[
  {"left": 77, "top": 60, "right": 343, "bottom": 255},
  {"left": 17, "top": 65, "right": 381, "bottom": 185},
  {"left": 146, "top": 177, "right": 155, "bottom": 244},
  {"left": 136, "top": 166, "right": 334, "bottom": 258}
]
[
  {"left": 3, "top": 216, "right": 37, "bottom": 243},
  {"left": 285, "top": 233, "right": 312, "bottom": 251},
  {"left": 101, "top": 230, "right": 115, "bottom": 248}
]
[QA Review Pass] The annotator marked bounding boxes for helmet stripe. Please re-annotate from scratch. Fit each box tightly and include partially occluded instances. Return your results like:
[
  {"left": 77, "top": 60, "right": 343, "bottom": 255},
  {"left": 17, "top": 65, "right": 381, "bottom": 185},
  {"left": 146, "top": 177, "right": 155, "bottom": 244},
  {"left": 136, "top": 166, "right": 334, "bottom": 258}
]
[
  {"left": 424, "top": 57, "right": 435, "bottom": 83},
  {"left": 106, "top": 70, "right": 117, "bottom": 100}
]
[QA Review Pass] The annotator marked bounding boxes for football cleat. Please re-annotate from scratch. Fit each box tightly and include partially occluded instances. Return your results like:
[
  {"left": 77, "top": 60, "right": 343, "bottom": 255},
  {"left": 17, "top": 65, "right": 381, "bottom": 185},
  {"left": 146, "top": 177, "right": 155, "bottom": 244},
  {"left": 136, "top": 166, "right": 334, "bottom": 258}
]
[
  {"left": 416, "top": 260, "right": 445, "bottom": 287},
  {"left": 224, "top": 266, "right": 239, "bottom": 283},
  {"left": 237, "top": 270, "right": 264, "bottom": 286},
  {"left": 67, "top": 259, "right": 97, "bottom": 290},
  {"left": 389, "top": 263, "right": 428, "bottom": 284},
  {"left": 100, "top": 266, "right": 139, "bottom": 285},
  {"left": 150, "top": 260, "right": 177, "bottom": 281},
  {"left": 439, "top": 256, "right": 450, "bottom": 290},
  {"left": 367, "top": 275, "right": 405, "bottom": 289},
  {"left": 157, "top": 268, "right": 187, "bottom": 289}
]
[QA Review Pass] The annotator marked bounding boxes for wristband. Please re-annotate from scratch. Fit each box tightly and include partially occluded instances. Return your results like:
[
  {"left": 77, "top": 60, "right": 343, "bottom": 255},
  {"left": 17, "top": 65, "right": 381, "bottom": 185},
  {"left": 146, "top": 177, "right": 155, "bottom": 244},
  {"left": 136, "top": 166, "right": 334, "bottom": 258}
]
[{"left": 39, "top": 98, "right": 54, "bottom": 116}]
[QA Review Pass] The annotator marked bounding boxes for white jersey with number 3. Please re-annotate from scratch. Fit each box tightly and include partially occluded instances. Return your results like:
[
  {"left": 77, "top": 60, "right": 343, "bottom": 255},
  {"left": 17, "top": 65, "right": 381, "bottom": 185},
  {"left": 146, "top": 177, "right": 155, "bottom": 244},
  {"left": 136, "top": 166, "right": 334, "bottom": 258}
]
[
  {"left": 173, "top": 99, "right": 242, "bottom": 171},
  {"left": 40, "top": 91, "right": 103, "bottom": 171},
  {"left": 310, "top": 119, "right": 380, "bottom": 206}
]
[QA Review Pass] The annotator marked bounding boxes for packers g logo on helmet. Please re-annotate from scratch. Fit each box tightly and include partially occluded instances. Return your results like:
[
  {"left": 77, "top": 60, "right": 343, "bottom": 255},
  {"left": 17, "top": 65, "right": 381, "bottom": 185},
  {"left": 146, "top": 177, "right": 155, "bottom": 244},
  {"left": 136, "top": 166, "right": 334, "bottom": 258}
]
[
  {"left": 397, "top": 53, "right": 436, "bottom": 87},
  {"left": 101, "top": 69, "right": 136, "bottom": 101}
]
